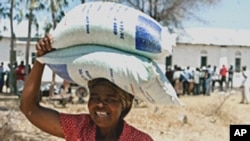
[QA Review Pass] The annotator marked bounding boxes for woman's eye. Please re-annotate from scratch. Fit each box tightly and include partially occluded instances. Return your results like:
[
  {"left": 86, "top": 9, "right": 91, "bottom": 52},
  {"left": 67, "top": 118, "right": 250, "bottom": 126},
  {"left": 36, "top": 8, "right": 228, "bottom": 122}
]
[
  {"left": 105, "top": 98, "right": 118, "bottom": 103},
  {"left": 89, "top": 96, "right": 120, "bottom": 104},
  {"left": 89, "top": 97, "right": 99, "bottom": 102}
]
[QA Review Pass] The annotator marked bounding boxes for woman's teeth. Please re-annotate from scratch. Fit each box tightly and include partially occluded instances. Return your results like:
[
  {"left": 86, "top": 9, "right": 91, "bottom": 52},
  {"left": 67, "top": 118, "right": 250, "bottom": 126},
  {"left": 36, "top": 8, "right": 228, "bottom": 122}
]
[{"left": 96, "top": 111, "right": 108, "bottom": 117}]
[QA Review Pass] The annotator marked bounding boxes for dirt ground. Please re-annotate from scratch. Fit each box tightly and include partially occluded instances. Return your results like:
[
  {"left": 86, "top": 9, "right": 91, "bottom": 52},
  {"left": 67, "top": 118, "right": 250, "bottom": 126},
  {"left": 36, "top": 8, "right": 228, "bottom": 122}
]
[{"left": 0, "top": 89, "right": 250, "bottom": 141}]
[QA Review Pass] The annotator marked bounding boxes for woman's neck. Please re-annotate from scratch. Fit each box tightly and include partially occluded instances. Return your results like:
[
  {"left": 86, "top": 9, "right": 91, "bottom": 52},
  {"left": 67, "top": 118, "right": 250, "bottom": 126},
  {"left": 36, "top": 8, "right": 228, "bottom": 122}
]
[{"left": 96, "top": 120, "right": 123, "bottom": 141}]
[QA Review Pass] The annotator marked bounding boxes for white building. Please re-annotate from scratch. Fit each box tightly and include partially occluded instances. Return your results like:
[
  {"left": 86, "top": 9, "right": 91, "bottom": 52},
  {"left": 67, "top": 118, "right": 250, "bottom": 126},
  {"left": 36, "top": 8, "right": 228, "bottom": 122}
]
[
  {"left": 1, "top": 27, "right": 250, "bottom": 86},
  {"left": 165, "top": 28, "right": 250, "bottom": 87},
  {"left": 0, "top": 36, "right": 63, "bottom": 83}
]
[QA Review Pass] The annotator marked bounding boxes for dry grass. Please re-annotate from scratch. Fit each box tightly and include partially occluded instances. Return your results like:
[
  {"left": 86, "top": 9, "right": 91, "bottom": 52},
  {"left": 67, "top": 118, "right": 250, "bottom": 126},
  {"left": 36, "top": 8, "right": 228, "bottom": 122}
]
[{"left": 0, "top": 90, "right": 250, "bottom": 141}]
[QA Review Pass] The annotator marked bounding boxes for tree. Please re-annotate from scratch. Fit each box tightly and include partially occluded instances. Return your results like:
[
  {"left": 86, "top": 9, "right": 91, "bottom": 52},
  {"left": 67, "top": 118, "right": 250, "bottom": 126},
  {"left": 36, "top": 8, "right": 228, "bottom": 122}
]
[
  {"left": 25, "top": 0, "right": 43, "bottom": 80},
  {"left": 100, "top": 0, "right": 221, "bottom": 32},
  {"left": 38, "top": 0, "right": 72, "bottom": 96},
  {"left": 0, "top": 0, "right": 24, "bottom": 94},
  {"left": 9, "top": 0, "right": 16, "bottom": 94}
]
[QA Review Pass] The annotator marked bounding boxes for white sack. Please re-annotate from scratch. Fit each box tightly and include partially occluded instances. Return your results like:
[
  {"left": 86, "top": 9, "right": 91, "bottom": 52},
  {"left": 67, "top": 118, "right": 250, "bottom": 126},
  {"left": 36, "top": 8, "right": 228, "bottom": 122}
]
[
  {"left": 37, "top": 45, "right": 180, "bottom": 105},
  {"left": 50, "top": 1, "right": 174, "bottom": 60}
]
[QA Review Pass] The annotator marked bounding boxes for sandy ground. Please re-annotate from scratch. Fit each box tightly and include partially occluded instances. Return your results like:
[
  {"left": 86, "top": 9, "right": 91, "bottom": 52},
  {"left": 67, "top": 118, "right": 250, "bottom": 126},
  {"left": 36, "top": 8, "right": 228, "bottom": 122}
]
[{"left": 0, "top": 89, "right": 250, "bottom": 141}]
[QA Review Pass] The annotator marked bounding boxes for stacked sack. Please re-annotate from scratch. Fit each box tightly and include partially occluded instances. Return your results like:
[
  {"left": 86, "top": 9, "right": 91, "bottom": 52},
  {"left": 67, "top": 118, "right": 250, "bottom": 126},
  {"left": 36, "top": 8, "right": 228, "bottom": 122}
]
[{"left": 37, "top": 1, "right": 180, "bottom": 105}]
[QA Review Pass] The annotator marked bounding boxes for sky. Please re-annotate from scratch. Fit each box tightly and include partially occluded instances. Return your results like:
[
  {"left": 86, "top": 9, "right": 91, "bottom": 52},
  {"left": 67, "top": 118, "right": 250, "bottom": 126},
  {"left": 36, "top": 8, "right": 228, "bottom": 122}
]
[
  {"left": 0, "top": 0, "right": 249, "bottom": 37},
  {"left": 67, "top": 0, "right": 250, "bottom": 30},
  {"left": 182, "top": 0, "right": 250, "bottom": 30}
]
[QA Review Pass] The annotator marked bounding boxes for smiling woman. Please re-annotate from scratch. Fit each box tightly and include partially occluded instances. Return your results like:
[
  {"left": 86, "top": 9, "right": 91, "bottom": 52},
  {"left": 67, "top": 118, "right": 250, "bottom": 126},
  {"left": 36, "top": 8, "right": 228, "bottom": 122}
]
[
  {"left": 88, "top": 78, "right": 134, "bottom": 119},
  {"left": 20, "top": 34, "right": 153, "bottom": 141},
  {"left": 59, "top": 78, "right": 152, "bottom": 141}
]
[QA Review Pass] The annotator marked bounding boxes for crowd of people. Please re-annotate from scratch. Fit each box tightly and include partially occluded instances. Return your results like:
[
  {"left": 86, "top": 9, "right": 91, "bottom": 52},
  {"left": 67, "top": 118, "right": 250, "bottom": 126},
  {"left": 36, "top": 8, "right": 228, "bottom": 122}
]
[
  {"left": 165, "top": 65, "right": 250, "bottom": 104},
  {"left": 0, "top": 61, "right": 30, "bottom": 94},
  {"left": 165, "top": 64, "right": 249, "bottom": 101}
]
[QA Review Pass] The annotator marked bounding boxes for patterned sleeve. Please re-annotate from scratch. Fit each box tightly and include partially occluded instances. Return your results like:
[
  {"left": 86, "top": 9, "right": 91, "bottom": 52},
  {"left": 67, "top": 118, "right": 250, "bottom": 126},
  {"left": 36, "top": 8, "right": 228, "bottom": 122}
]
[
  {"left": 59, "top": 114, "right": 153, "bottom": 141},
  {"left": 59, "top": 113, "right": 94, "bottom": 141},
  {"left": 120, "top": 122, "right": 154, "bottom": 141}
]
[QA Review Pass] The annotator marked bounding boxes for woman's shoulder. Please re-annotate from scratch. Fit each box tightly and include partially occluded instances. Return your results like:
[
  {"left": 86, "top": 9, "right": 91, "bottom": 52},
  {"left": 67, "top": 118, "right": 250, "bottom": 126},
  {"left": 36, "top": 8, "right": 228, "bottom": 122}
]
[
  {"left": 120, "top": 121, "right": 153, "bottom": 141},
  {"left": 59, "top": 112, "right": 88, "bottom": 117},
  {"left": 59, "top": 113, "right": 96, "bottom": 140},
  {"left": 59, "top": 113, "right": 92, "bottom": 128}
]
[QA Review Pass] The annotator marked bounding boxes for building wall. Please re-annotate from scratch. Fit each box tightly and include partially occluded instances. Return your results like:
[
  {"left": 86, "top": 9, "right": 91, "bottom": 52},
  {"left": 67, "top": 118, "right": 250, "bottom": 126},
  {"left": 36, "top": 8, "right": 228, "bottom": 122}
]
[
  {"left": 171, "top": 43, "right": 250, "bottom": 87},
  {"left": 173, "top": 43, "right": 250, "bottom": 69},
  {"left": 0, "top": 37, "right": 36, "bottom": 64},
  {"left": 0, "top": 37, "right": 63, "bottom": 83},
  {"left": 0, "top": 37, "right": 12, "bottom": 63},
  {"left": 1, "top": 37, "right": 249, "bottom": 86},
  {"left": 15, "top": 41, "right": 37, "bottom": 64}
]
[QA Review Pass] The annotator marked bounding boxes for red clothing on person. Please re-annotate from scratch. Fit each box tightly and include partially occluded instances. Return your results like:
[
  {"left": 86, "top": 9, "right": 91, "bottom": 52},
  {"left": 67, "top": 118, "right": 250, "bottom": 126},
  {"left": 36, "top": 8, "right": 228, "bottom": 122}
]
[
  {"left": 220, "top": 66, "right": 227, "bottom": 77},
  {"left": 16, "top": 65, "right": 25, "bottom": 81},
  {"left": 59, "top": 113, "right": 153, "bottom": 141}
]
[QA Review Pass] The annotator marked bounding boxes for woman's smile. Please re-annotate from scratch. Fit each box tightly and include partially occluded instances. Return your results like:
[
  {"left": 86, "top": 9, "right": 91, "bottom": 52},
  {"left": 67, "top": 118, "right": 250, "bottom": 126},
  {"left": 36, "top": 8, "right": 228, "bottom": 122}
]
[{"left": 96, "top": 111, "right": 109, "bottom": 118}]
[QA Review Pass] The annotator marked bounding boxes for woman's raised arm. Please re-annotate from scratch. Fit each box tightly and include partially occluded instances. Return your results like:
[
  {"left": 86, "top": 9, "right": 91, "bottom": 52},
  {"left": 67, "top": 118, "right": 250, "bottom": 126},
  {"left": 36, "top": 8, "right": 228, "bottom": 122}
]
[{"left": 20, "top": 34, "right": 64, "bottom": 138}]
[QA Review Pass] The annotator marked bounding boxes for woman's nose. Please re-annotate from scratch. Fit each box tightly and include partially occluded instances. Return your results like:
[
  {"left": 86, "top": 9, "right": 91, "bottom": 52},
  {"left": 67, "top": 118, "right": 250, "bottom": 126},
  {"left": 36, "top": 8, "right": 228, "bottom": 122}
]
[{"left": 97, "top": 102, "right": 105, "bottom": 108}]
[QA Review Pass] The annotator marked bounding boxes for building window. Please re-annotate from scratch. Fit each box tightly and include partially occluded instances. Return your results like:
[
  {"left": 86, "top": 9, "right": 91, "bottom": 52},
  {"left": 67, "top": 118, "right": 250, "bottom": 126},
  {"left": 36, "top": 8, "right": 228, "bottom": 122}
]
[
  {"left": 200, "top": 50, "right": 207, "bottom": 67},
  {"left": 235, "top": 58, "right": 241, "bottom": 72},
  {"left": 235, "top": 51, "right": 241, "bottom": 72},
  {"left": 165, "top": 55, "right": 172, "bottom": 68},
  {"left": 201, "top": 56, "right": 207, "bottom": 67}
]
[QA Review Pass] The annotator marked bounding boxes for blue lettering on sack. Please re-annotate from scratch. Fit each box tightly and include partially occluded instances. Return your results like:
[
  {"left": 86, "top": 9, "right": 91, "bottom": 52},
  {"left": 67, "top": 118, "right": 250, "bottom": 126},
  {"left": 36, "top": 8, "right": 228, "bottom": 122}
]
[
  {"left": 113, "top": 18, "right": 125, "bottom": 39},
  {"left": 81, "top": 5, "right": 86, "bottom": 13},
  {"left": 97, "top": 5, "right": 102, "bottom": 11},
  {"left": 78, "top": 69, "right": 89, "bottom": 81},
  {"left": 85, "top": 70, "right": 92, "bottom": 79},
  {"left": 135, "top": 16, "right": 162, "bottom": 53},
  {"left": 109, "top": 68, "right": 114, "bottom": 82},
  {"left": 109, "top": 4, "right": 115, "bottom": 11},
  {"left": 47, "top": 64, "right": 73, "bottom": 82},
  {"left": 84, "top": 3, "right": 91, "bottom": 34},
  {"left": 139, "top": 86, "right": 155, "bottom": 103},
  {"left": 119, "top": 21, "right": 124, "bottom": 39},
  {"left": 86, "top": 16, "right": 90, "bottom": 34},
  {"left": 113, "top": 18, "right": 118, "bottom": 35}
]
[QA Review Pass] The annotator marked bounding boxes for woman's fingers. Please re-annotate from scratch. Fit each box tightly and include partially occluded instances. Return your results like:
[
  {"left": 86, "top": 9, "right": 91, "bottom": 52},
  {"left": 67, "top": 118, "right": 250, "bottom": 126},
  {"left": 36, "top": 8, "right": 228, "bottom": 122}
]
[
  {"left": 46, "top": 34, "right": 53, "bottom": 44},
  {"left": 36, "top": 34, "right": 54, "bottom": 57}
]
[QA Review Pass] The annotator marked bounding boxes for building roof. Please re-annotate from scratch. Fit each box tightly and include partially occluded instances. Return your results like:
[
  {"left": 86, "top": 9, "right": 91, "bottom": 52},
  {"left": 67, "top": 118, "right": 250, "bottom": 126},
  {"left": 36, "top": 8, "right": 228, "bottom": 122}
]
[{"left": 177, "top": 28, "right": 250, "bottom": 47}]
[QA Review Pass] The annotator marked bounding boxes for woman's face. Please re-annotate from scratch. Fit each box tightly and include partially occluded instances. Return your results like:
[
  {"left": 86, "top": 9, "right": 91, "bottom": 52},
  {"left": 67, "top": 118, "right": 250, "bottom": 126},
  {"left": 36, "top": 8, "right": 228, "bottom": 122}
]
[{"left": 88, "top": 84, "right": 123, "bottom": 128}]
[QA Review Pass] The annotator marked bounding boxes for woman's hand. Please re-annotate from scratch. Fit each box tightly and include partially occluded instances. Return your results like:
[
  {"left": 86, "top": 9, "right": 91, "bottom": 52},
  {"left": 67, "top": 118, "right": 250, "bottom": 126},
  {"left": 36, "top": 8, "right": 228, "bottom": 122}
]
[{"left": 36, "top": 34, "right": 54, "bottom": 57}]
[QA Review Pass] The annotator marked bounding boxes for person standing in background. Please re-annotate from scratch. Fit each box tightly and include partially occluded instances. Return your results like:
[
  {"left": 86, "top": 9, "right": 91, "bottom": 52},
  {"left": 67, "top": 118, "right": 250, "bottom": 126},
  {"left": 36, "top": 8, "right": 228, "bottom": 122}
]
[
  {"left": 173, "top": 66, "right": 183, "bottom": 97},
  {"left": 0, "top": 62, "right": 5, "bottom": 93},
  {"left": 182, "top": 66, "right": 193, "bottom": 95},
  {"left": 205, "top": 65, "right": 213, "bottom": 96},
  {"left": 219, "top": 65, "right": 228, "bottom": 91},
  {"left": 240, "top": 66, "right": 250, "bottom": 104},
  {"left": 165, "top": 66, "right": 174, "bottom": 87},
  {"left": 4, "top": 63, "right": 11, "bottom": 93},
  {"left": 200, "top": 66, "right": 207, "bottom": 95},
  {"left": 193, "top": 67, "right": 200, "bottom": 95},
  {"left": 227, "top": 65, "right": 234, "bottom": 90},
  {"left": 11, "top": 62, "right": 18, "bottom": 94},
  {"left": 16, "top": 61, "right": 26, "bottom": 94},
  {"left": 211, "top": 66, "right": 220, "bottom": 92}
]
